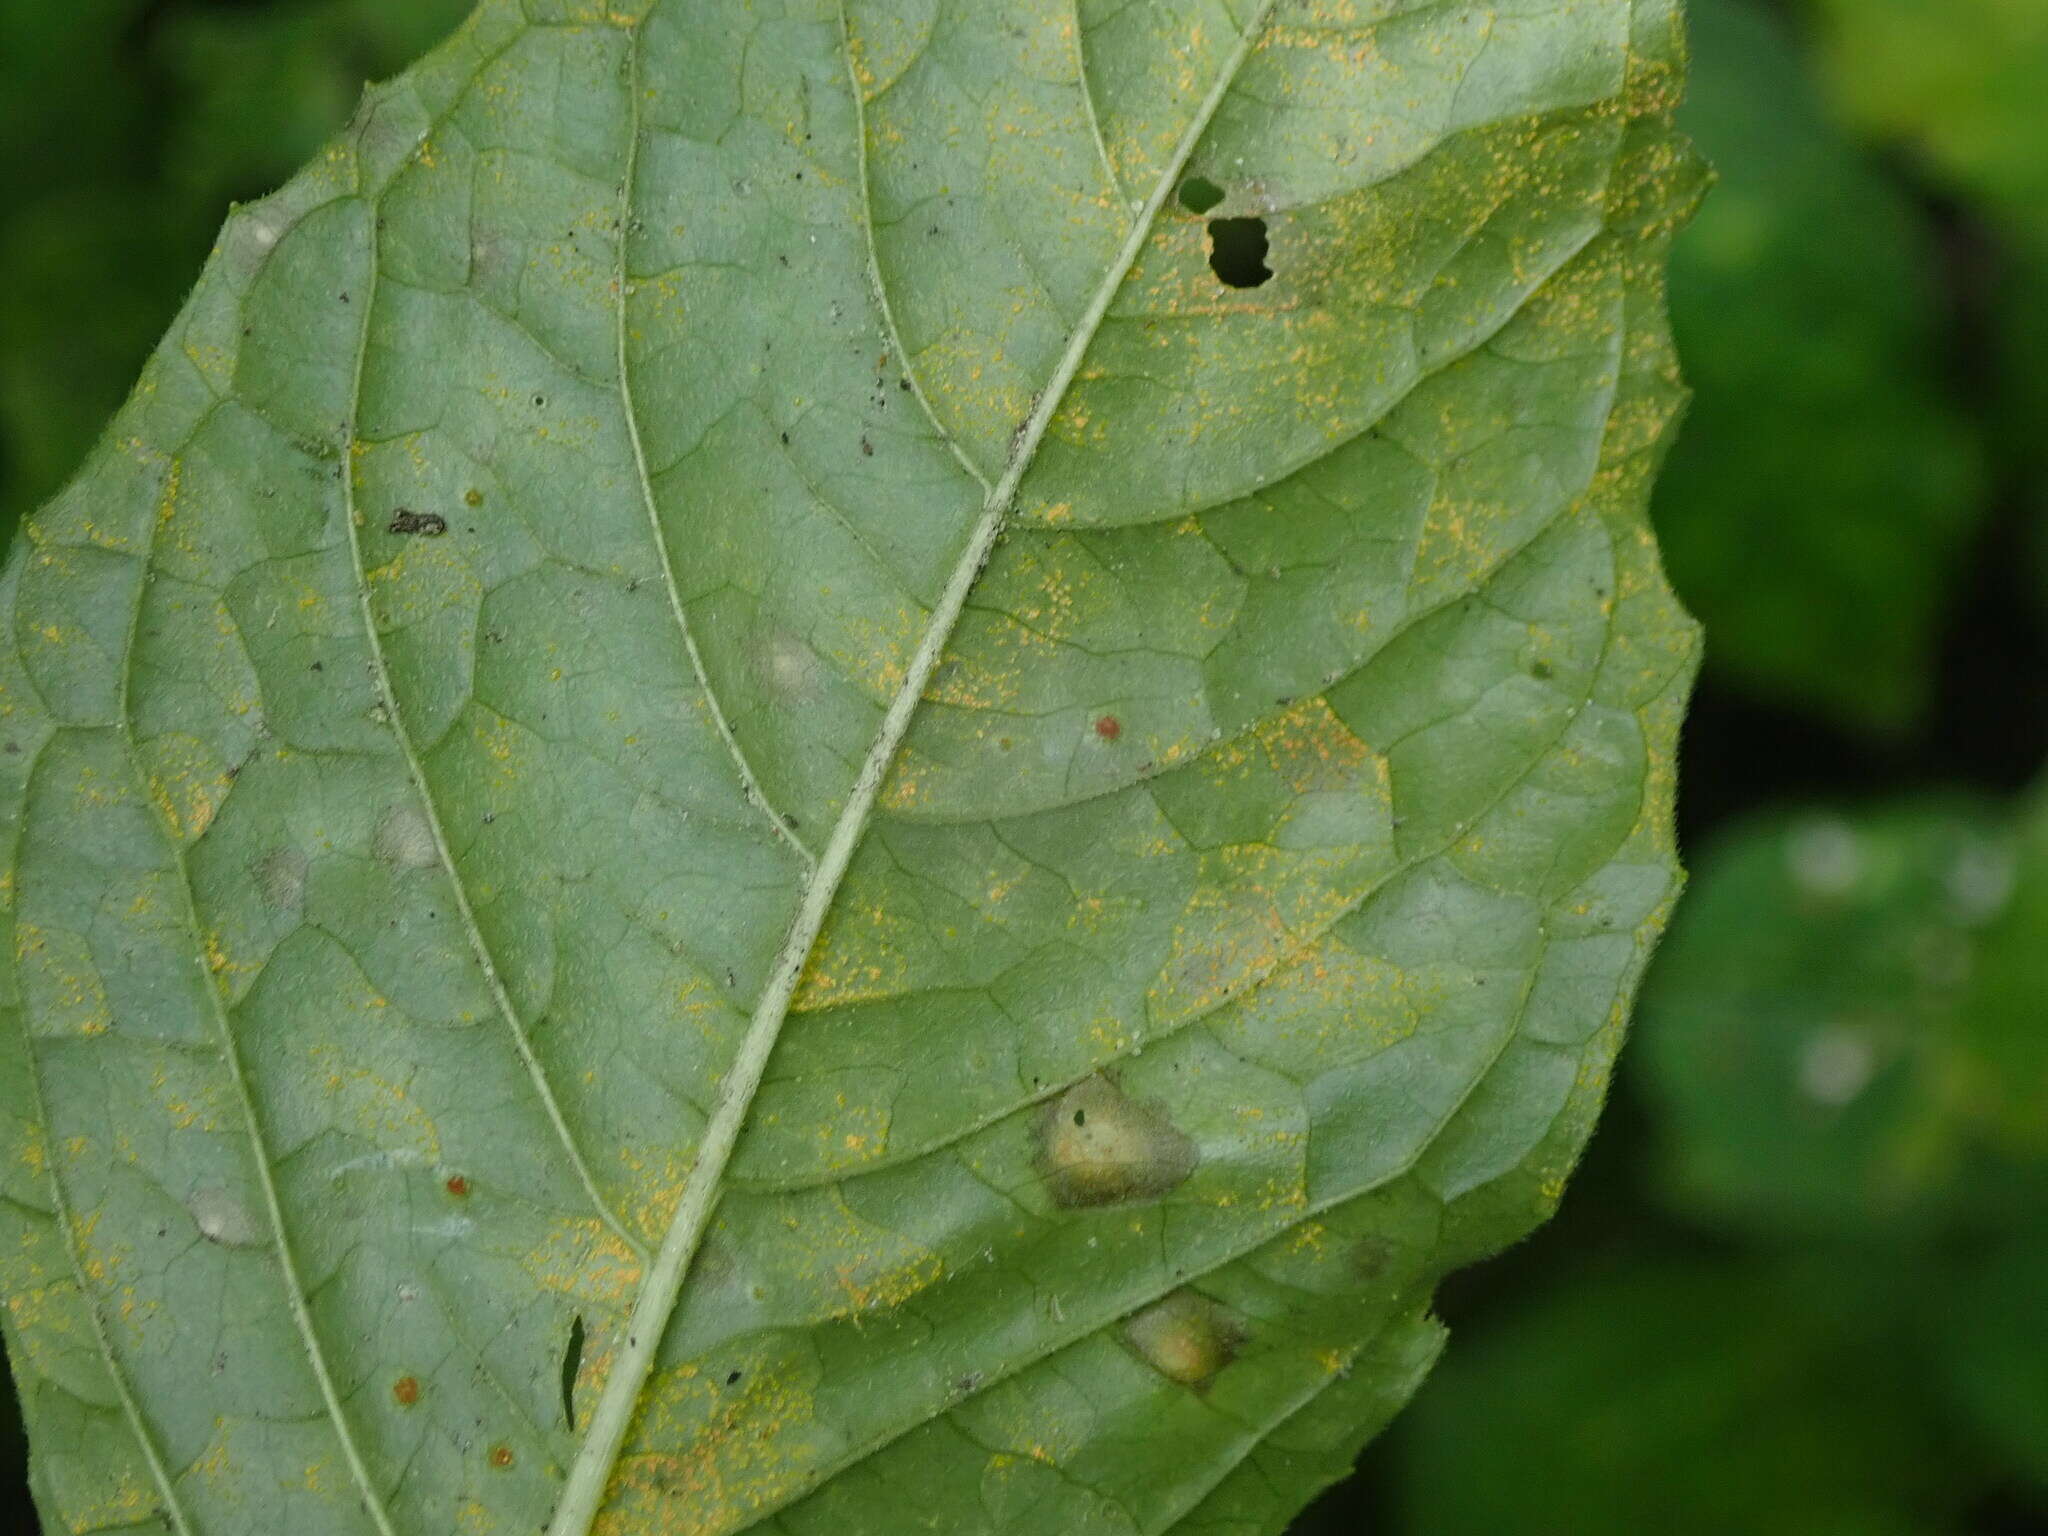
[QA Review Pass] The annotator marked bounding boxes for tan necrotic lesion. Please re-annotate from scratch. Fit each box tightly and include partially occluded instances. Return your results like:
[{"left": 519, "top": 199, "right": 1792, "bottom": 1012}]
[{"left": 1036, "top": 1073, "right": 1198, "bottom": 1207}]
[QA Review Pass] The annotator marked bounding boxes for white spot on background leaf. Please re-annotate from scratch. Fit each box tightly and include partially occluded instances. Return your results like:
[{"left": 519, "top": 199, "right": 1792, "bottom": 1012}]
[
  {"left": 1945, "top": 838, "right": 2016, "bottom": 925},
  {"left": 1797, "top": 1023, "right": 1876, "bottom": 1107},
  {"left": 1785, "top": 816, "right": 1861, "bottom": 897}
]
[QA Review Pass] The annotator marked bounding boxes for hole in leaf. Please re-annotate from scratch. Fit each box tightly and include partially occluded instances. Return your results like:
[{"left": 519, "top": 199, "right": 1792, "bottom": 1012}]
[
  {"left": 1178, "top": 175, "right": 1224, "bottom": 214},
  {"left": 1207, "top": 217, "right": 1272, "bottom": 288},
  {"left": 560, "top": 1314, "right": 585, "bottom": 1429}
]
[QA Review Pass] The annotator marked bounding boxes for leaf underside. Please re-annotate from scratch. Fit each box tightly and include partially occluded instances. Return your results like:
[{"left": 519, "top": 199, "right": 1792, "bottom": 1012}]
[{"left": 0, "top": 3, "right": 1701, "bottom": 1535}]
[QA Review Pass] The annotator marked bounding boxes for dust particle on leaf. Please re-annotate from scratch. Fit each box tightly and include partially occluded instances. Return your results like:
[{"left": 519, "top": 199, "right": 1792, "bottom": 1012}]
[
  {"left": 1123, "top": 1291, "right": 1241, "bottom": 1389},
  {"left": 386, "top": 507, "right": 448, "bottom": 537},
  {"left": 1037, "top": 1075, "right": 1197, "bottom": 1207}
]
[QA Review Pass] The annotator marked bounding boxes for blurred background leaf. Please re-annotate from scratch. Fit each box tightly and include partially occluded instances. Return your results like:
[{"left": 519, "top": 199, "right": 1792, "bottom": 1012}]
[
  {"left": 1793, "top": 0, "right": 2048, "bottom": 634},
  {"left": 1800, "top": 0, "right": 2048, "bottom": 242},
  {"left": 1655, "top": 0, "right": 1983, "bottom": 735},
  {"left": 3, "top": 1, "right": 2047, "bottom": 1533},
  {"left": 1400, "top": 1259, "right": 1964, "bottom": 1536},
  {"left": 1636, "top": 798, "right": 2039, "bottom": 1237}
]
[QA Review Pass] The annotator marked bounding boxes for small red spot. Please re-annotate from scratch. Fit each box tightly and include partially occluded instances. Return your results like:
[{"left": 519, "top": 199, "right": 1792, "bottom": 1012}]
[
  {"left": 392, "top": 1376, "right": 420, "bottom": 1407},
  {"left": 445, "top": 1174, "right": 469, "bottom": 1197},
  {"left": 489, "top": 1444, "right": 515, "bottom": 1469},
  {"left": 1094, "top": 715, "right": 1121, "bottom": 742}
]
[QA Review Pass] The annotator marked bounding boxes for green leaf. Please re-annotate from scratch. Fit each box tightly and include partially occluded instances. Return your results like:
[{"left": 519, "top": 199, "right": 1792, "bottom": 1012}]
[
  {"left": 1939, "top": 1232, "right": 2048, "bottom": 1492},
  {"left": 1799, "top": 0, "right": 2048, "bottom": 245},
  {"left": 1792, "top": 0, "right": 2048, "bottom": 603},
  {"left": 1637, "top": 795, "right": 2048, "bottom": 1239},
  {"left": 1398, "top": 1259, "right": 1965, "bottom": 1536},
  {"left": 1652, "top": 0, "right": 1982, "bottom": 733},
  {"left": 0, "top": 3, "right": 1700, "bottom": 1533}
]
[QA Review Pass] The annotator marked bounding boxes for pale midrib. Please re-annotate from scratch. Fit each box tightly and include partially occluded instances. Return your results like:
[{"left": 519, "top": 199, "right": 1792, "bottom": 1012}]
[
  {"left": 614, "top": 47, "right": 819, "bottom": 870},
  {"left": 543, "top": 4, "right": 1284, "bottom": 1532},
  {"left": 113, "top": 458, "right": 398, "bottom": 1532},
  {"left": 338, "top": 201, "right": 648, "bottom": 1263}
]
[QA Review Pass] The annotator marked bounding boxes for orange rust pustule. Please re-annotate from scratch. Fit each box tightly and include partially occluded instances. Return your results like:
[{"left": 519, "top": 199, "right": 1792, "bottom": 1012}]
[
  {"left": 445, "top": 1174, "right": 470, "bottom": 1197},
  {"left": 489, "top": 1444, "right": 515, "bottom": 1469},
  {"left": 1094, "top": 714, "right": 1122, "bottom": 741},
  {"left": 392, "top": 1376, "right": 421, "bottom": 1407}
]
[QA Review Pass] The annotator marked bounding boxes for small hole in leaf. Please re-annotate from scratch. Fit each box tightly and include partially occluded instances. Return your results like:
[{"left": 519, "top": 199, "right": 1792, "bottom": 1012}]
[
  {"left": 1178, "top": 175, "right": 1224, "bottom": 214},
  {"left": 1207, "top": 217, "right": 1271, "bottom": 288}
]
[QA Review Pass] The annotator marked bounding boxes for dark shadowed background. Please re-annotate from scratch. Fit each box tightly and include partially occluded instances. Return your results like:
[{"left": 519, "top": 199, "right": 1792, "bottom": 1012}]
[{"left": 3, "top": 1, "right": 2045, "bottom": 1531}]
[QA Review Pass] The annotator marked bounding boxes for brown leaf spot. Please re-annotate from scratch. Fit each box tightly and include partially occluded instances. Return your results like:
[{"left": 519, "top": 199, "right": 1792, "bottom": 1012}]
[
  {"left": 1037, "top": 1076, "right": 1196, "bottom": 1207},
  {"left": 1124, "top": 1291, "right": 1242, "bottom": 1390}
]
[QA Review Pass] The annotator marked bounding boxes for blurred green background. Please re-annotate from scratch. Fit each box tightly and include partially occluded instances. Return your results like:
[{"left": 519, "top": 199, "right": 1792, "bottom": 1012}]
[{"left": 2, "top": 0, "right": 2044, "bottom": 1531}]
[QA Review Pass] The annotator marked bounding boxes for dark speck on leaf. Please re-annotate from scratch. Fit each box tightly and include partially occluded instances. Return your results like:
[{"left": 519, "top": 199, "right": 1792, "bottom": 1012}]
[
  {"left": 560, "top": 1315, "right": 585, "bottom": 1429},
  {"left": 388, "top": 508, "right": 447, "bottom": 537},
  {"left": 725, "top": 1370, "right": 742, "bottom": 1386}
]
